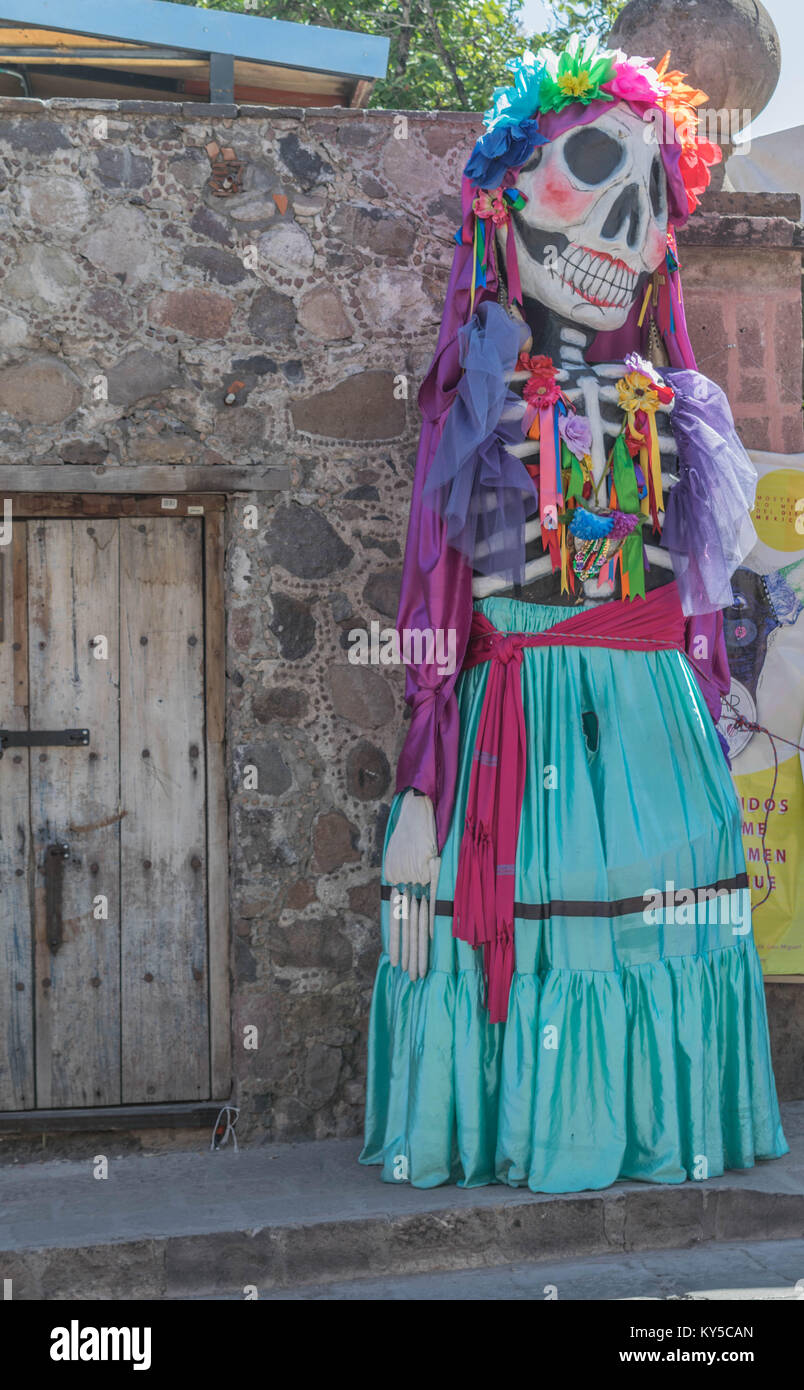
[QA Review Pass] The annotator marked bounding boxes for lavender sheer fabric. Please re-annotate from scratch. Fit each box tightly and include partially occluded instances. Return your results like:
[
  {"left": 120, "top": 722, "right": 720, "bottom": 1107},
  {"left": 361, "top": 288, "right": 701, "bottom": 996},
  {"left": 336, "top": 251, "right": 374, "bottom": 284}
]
[
  {"left": 422, "top": 301, "right": 538, "bottom": 586},
  {"left": 661, "top": 369, "right": 757, "bottom": 616}
]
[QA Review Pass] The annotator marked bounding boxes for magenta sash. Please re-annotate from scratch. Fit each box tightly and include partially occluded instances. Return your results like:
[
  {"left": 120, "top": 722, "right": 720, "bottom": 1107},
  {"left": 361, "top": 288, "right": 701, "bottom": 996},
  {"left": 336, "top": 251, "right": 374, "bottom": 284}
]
[{"left": 453, "top": 583, "right": 687, "bottom": 1022}]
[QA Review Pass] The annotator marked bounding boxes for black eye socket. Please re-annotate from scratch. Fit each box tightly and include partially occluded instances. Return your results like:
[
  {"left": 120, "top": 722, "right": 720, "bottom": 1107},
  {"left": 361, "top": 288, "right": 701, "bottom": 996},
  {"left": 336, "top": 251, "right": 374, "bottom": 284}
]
[
  {"left": 649, "top": 155, "right": 665, "bottom": 215},
  {"left": 563, "top": 127, "right": 625, "bottom": 184},
  {"left": 520, "top": 145, "right": 543, "bottom": 174}
]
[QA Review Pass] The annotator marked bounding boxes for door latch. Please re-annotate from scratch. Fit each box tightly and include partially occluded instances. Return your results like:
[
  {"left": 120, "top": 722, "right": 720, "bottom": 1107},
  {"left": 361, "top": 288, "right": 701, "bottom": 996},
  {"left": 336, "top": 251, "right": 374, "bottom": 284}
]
[
  {"left": 0, "top": 728, "right": 89, "bottom": 758},
  {"left": 44, "top": 841, "right": 70, "bottom": 954}
]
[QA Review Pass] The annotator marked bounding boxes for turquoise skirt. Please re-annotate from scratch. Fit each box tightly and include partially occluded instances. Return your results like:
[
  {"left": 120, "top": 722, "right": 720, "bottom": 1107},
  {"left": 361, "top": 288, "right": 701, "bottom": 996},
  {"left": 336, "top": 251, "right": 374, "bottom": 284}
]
[{"left": 360, "top": 597, "right": 788, "bottom": 1192}]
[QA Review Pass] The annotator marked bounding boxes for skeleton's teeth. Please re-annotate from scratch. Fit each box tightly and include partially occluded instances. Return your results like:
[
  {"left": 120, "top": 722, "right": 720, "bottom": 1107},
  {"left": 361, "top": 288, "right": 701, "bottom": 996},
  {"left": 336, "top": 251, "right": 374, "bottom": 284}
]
[{"left": 561, "top": 245, "right": 637, "bottom": 307}]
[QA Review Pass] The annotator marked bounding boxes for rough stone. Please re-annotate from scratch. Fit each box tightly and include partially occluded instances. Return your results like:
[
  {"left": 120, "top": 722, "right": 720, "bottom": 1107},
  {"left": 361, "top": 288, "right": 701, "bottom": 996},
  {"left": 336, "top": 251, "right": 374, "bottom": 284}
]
[
  {"left": 168, "top": 149, "right": 208, "bottom": 189},
  {"left": 345, "top": 741, "right": 391, "bottom": 801},
  {"left": 86, "top": 286, "right": 130, "bottom": 331},
  {"left": 5, "top": 244, "right": 81, "bottom": 312},
  {"left": 95, "top": 147, "right": 153, "bottom": 188},
  {"left": 248, "top": 286, "right": 296, "bottom": 340},
  {"left": 106, "top": 348, "right": 183, "bottom": 409},
  {"left": 189, "top": 205, "right": 233, "bottom": 246},
  {"left": 235, "top": 807, "right": 298, "bottom": 870},
  {"left": 84, "top": 205, "right": 160, "bottom": 287},
  {"left": 0, "top": 118, "right": 71, "bottom": 153},
  {"left": 253, "top": 687, "right": 309, "bottom": 723},
  {"left": 211, "top": 406, "right": 266, "bottom": 450},
  {"left": 60, "top": 439, "right": 109, "bottom": 466},
  {"left": 18, "top": 174, "right": 90, "bottom": 232},
  {"left": 0, "top": 307, "right": 31, "bottom": 351},
  {"left": 291, "top": 372, "right": 405, "bottom": 441},
  {"left": 328, "top": 665, "right": 395, "bottom": 730},
  {"left": 268, "top": 592, "right": 316, "bottom": 660},
  {"left": 150, "top": 288, "right": 233, "bottom": 340},
  {"left": 0, "top": 355, "right": 82, "bottom": 424},
  {"left": 334, "top": 203, "right": 415, "bottom": 259},
  {"left": 348, "top": 880, "right": 381, "bottom": 918},
  {"left": 278, "top": 132, "right": 333, "bottom": 190},
  {"left": 233, "top": 741, "right": 292, "bottom": 796},
  {"left": 303, "top": 1044, "right": 342, "bottom": 1107},
  {"left": 257, "top": 222, "right": 315, "bottom": 270},
  {"left": 359, "top": 267, "right": 437, "bottom": 332},
  {"left": 297, "top": 287, "right": 352, "bottom": 341},
  {"left": 362, "top": 568, "right": 403, "bottom": 618},
  {"left": 185, "top": 246, "right": 248, "bottom": 286},
  {"left": 313, "top": 811, "right": 360, "bottom": 872},
  {"left": 264, "top": 504, "right": 354, "bottom": 580},
  {"left": 271, "top": 919, "right": 351, "bottom": 971}
]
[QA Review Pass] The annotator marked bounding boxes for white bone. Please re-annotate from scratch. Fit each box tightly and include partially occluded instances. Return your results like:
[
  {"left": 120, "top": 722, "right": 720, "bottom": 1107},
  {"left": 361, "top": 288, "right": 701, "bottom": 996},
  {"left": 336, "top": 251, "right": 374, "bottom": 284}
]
[
  {"left": 417, "top": 898, "right": 429, "bottom": 977},
  {"left": 383, "top": 790, "right": 438, "bottom": 887},
  {"left": 408, "top": 895, "right": 420, "bottom": 982},
  {"left": 429, "top": 857, "right": 441, "bottom": 940},
  {"left": 400, "top": 890, "right": 410, "bottom": 973},
  {"left": 389, "top": 891, "right": 402, "bottom": 967}
]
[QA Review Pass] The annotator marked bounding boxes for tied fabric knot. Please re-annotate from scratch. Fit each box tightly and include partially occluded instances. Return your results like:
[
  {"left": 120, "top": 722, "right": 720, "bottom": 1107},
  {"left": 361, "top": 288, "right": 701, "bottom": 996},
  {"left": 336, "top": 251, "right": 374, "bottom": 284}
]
[{"left": 492, "top": 631, "right": 526, "bottom": 666}]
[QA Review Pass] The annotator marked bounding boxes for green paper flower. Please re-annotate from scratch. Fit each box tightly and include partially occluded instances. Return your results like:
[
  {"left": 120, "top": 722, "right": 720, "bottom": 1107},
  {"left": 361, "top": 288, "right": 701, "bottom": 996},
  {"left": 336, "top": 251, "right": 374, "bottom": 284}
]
[{"left": 538, "top": 34, "right": 617, "bottom": 114}]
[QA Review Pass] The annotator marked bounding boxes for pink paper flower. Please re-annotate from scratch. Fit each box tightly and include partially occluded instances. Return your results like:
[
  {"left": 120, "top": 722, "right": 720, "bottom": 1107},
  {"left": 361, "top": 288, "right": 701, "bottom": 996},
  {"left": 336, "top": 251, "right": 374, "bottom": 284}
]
[{"left": 605, "top": 59, "right": 667, "bottom": 105}]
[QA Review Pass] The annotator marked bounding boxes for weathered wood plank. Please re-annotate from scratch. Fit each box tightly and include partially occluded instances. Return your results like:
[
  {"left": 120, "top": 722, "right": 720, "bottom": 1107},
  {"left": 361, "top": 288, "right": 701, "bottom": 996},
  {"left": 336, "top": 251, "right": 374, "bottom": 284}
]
[
  {"left": 0, "top": 1101, "right": 226, "bottom": 1134},
  {"left": 207, "top": 741, "right": 231, "bottom": 1099},
  {"left": 0, "top": 521, "right": 33, "bottom": 1109},
  {"left": 28, "top": 520, "right": 122, "bottom": 1108},
  {"left": 120, "top": 517, "right": 209, "bottom": 1103},
  {"left": 0, "top": 465, "right": 289, "bottom": 494},
  {"left": 203, "top": 511, "right": 230, "bottom": 1097},
  {"left": 204, "top": 510, "right": 225, "bottom": 745},
  {"left": 4, "top": 493, "right": 226, "bottom": 518}
]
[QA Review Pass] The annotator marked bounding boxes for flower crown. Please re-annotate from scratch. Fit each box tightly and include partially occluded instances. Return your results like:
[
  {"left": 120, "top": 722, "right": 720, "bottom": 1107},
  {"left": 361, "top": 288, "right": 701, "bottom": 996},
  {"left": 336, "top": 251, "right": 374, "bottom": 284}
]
[{"left": 464, "top": 34, "right": 721, "bottom": 215}]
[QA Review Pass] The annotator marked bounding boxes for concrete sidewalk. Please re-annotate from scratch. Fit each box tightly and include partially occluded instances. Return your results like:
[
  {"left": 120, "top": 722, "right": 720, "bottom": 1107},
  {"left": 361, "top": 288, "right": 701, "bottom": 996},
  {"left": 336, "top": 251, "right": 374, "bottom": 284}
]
[{"left": 1, "top": 1102, "right": 802, "bottom": 1299}]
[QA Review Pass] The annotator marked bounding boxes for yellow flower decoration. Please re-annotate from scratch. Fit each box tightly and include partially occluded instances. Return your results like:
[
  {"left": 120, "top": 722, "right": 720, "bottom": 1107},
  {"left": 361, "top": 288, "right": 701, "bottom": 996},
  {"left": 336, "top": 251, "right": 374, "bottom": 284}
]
[
  {"left": 616, "top": 371, "right": 660, "bottom": 418},
  {"left": 558, "top": 71, "right": 594, "bottom": 99}
]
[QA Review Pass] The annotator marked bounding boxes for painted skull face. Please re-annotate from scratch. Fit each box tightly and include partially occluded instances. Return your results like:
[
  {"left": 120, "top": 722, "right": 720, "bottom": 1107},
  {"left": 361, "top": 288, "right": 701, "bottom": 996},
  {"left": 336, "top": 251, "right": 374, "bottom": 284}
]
[{"left": 504, "top": 103, "right": 668, "bottom": 330}]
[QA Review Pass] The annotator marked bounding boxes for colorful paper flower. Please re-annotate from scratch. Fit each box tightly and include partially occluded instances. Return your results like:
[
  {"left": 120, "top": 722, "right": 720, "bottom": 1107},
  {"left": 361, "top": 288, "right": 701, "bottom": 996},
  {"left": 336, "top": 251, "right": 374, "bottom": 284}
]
[
  {"left": 484, "top": 50, "right": 545, "bottom": 131},
  {"left": 538, "top": 35, "right": 616, "bottom": 114},
  {"left": 472, "top": 188, "right": 510, "bottom": 226},
  {"left": 520, "top": 353, "right": 561, "bottom": 407},
  {"left": 463, "top": 118, "right": 546, "bottom": 188},
  {"left": 558, "top": 410, "right": 593, "bottom": 459},
  {"left": 604, "top": 57, "right": 668, "bottom": 105},
  {"left": 653, "top": 51, "right": 721, "bottom": 212}
]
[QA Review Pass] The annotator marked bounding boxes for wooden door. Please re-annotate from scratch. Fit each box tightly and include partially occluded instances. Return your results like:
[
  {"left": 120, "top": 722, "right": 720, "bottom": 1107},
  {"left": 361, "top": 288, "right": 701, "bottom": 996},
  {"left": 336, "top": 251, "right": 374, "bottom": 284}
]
[{"left": 0, "top": 502, "right": 229, "bottom": 1111}]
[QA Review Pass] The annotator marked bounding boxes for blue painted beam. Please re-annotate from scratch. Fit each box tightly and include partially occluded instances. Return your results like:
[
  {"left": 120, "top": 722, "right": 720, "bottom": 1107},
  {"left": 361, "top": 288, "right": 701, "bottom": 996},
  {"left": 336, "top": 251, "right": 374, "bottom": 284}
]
[{"left": 0, "top": 0, "right": 390, "bottom": 79}]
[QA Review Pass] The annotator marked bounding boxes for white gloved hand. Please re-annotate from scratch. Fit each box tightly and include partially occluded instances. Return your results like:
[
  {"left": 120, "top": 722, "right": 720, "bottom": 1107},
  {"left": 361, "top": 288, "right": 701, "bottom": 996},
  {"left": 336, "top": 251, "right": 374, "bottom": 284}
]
[{"left": 384, "top": 790, "right": 441, "bottom": 982}]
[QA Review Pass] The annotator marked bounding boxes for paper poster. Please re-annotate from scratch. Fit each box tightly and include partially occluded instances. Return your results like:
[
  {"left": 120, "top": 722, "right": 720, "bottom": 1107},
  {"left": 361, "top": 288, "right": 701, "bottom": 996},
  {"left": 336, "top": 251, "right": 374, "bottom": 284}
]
[{"left": 717, "top": 452, "right": 804, "bottom": 975}]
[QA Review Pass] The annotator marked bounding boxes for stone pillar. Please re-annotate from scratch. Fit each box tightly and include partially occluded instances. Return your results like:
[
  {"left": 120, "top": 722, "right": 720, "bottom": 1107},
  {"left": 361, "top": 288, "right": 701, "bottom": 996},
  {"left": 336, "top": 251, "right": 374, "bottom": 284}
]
[{"left": 678, "top": 190, "right": 804, "bottom": 455}]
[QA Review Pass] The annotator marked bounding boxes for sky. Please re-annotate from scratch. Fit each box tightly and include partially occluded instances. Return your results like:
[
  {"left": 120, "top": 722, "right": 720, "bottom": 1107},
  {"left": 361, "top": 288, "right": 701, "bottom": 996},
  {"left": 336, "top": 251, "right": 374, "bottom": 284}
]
[{"left": 518, "top": 0, "right": 801, "bottom": 139}]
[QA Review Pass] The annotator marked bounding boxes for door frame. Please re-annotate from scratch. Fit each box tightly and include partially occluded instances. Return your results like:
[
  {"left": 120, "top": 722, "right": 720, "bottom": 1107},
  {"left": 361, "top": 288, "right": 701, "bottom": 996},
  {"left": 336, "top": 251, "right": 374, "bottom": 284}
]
[{"left": 1, "top": 492, "right": 232, "bottom": 1112}]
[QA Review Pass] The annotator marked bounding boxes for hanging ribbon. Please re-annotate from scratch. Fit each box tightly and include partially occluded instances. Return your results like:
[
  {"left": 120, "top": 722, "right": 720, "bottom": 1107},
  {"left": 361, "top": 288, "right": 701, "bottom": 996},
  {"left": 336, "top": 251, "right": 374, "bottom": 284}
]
[
  {"left": 471, "top": 186, "right": 528, "bottom": 313},
  {"left": 616, "top": 368, "right": 674, "bottom": 533},
  {"left": 610, "top": 434, "right": 646, "bottom": 601}
]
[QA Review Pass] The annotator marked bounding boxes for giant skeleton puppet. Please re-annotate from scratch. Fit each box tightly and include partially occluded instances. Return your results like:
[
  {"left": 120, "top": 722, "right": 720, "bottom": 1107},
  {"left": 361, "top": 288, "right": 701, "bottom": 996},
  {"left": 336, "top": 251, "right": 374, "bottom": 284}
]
[{"left": 360, "top": 38, "right": 788, "bottom": 1192}]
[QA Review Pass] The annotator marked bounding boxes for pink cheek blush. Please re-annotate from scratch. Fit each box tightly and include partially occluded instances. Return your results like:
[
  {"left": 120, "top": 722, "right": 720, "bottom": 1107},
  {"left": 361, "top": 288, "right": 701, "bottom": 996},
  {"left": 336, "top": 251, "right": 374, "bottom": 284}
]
[
  {"left": 643, "top": 222, "right": 667, "bottom": 271},
  {"left": 537, "top": 168, "right": 597, "bottom": 223}
]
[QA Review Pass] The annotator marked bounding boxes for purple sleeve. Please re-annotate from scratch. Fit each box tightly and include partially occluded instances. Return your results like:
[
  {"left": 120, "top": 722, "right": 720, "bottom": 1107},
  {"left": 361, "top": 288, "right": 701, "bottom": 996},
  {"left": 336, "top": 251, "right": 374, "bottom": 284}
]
[{"left": 394, "top": 411, "right": 474, "bottom": 851}]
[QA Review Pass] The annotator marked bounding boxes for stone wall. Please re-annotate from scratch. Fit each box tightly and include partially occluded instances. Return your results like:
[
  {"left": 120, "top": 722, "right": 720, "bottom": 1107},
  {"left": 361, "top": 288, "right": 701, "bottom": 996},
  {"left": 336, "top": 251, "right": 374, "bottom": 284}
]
[{"left": 0, "top": 97, "right": 801, "bottom": 1146}]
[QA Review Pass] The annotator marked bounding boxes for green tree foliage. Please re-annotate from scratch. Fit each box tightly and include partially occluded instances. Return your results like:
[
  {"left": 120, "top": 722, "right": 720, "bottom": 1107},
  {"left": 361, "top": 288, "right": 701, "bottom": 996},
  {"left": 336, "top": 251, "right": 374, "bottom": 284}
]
[{"left": 171, "top": 0, "right": 624, "bottom": 111}]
